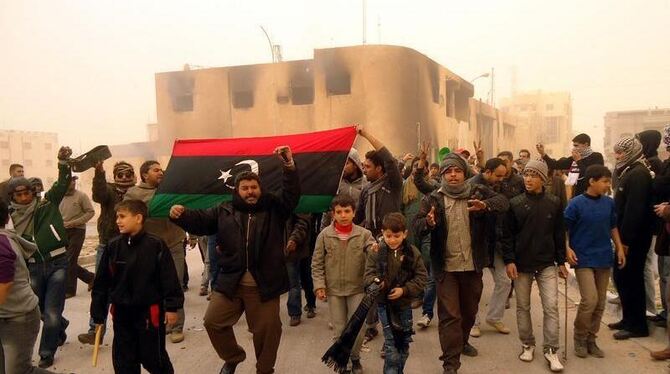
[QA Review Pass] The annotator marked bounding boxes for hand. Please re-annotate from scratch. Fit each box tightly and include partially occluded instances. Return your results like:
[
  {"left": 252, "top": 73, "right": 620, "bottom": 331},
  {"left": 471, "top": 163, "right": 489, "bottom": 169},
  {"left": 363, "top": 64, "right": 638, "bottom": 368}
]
[
  {"left": 169, "top": 205, "right": 185, "bottom": 219},
  {"left": 622, "top": 244, "right": 629, "bottom": 256},
  {"left": 506, "top": 263, "right": 518, "bottom": 280},
  {"left": 286, "top": 240, "right": 297, "bottom": 253},
  {"left": 95, "top": 161, "right": 105, "bottom": 172},
  {"left": 654, "top": 203, "right": 669, "bottom": 217},
  {"left": 426, "top": 206, "right": 437, "bottom": 227},
  {"left": 58, "top": 146, "right": 73, "bottom": 161},
  {"left": 467, "top": 199, "right": 487, "bottom": 212},
  {"left": 356, "top": 125, "right": 366, "bottom": 137},
  {"left": 558, "top": 265, "right": 569, "bottom": 279},
  {"left": 473, "top": 140, "right": 484, "bottom": 160},
  {"left": 536, "top": 143, "right": 545, "bottom": 156},
  {"left": 165, "top": 312, "right": 178, "bottom": 327},
  {"left": 274, "top": 146, "right": 293, "bottom": 164},
  {"left": 571, "top": 148, "right": 582, "bottom": 162},
  {"left": 402, "top": 153, "right": 415, "bottom": 162},
  {"left": 387, "top": 287, "right": 404, "bottom": 300},
  {"left": 616, "top": 248, "right": 626, "bottom": 269},
  {"left": 315, "top": 288, "right": 327, "bottom": 301},
  {"left": 566, "top": 247, "right": 578, "bottom": 266},
  {"left": 370, "top": 243, "right": 380, "bottom": 253}
]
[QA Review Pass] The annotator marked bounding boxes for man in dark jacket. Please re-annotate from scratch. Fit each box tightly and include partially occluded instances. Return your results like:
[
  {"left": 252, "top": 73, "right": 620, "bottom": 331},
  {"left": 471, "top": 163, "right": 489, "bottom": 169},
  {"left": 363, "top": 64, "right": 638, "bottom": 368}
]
[
  {"left": 169, "top": 146, "right": 299, "bottom": 374},
  {"left": 503, "top": 160, "right": 567, "bottom": 372},
  {"left": 609, "top": 136, "right": 654, "bottom": 340},
  {"left": 537, "top": 133, "right": 604, "bottom": 198},
  {"left": 414, "top": 153, "right": 508, "bottom": 374},
  {"left": 78, "top": 160, "right": 136, "bottom": 345},
  {"left": 652, "top": 126, "right": 670, "bottom": 327},
  {"left": 7, "top": 147, "right": 72, "bottom": 369},
  {"left": 284, "top": 213, "right": 312, "bottom": 326},
  {"left": 354, "top": 128, "right": 403, "bottom": 238}
]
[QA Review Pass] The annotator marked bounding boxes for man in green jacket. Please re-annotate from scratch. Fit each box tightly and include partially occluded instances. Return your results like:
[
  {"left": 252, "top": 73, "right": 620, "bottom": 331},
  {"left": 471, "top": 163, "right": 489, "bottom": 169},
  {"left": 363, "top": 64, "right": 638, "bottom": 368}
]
[{"left": 7, "top": 146, "right": 72, "bottom": 369}]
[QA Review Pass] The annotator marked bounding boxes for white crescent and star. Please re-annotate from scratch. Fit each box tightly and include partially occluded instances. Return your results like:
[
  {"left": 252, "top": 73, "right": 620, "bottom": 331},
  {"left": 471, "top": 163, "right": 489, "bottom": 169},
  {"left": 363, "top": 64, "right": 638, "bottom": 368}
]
[{"left": 218, "top": 160, "right": 260, "bottom": 189}]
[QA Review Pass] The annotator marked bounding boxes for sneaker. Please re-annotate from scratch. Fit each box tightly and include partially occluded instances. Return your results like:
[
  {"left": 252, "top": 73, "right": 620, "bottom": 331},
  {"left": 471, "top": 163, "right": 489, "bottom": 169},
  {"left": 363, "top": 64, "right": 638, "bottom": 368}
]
[
  {"left": 77, "top": 330, "right": 103, "bottom": 345},
  {"left": 199, "top": 286, "right": 209, "bottom": 296},
  {"left": 169, "top": 331, "right": 185, "bottom": 343},
  {"left": 351, "top": 358, "right": 363, "bottom": 374},
  {"left": 606, "top": 291, "right": 620, "bottom": 305},
  {"left": 305, "top": 307, "right": 316, "bottom": 319},
  {"left": 607, "top": 320, "right": 624, "bottom": 330},
  {"left": 462, "top": 343, "right": 478, "bottom": 357},
  {"left": 290, "top": 316, "right": 301, "bottom": 327},
  {"left": 486, "top": 320, "right": 511, "bottom": 334},
  {"left": 417, "top": 314, "right": 432, "bottom": 328},
  {"left": 519, "top": 345, "right": 535, "bottom": 362},
  {"left": 469, "top": 325, "right": 481, "bottom": 338},
  {"left": 219, "top": 362, "right": 238, "bottom": 374},
  {"left": 613, "top": 329, "right": 649, "bottom": 340},
  {"left": 38, "top": 356, "right": 54, "bottom": 369},
  {"left": 587, "top": 341, "right": 604, "bottom": 358},
  {"left": 544, "top": 348, "right": 564, "bottom": 372},
  {"left": 574, "top": 339, "right": 588, "bottom": 358}
]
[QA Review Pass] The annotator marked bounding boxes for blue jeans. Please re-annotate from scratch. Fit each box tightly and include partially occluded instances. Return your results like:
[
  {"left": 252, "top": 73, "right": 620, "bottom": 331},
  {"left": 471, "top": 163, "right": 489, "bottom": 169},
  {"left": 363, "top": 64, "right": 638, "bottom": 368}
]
[
  {"left": 28, "top": 255, "right": 69, "bottom": 359},
  {"left": 421, "top": 236, "right": 436, "bottom": 318},
  {"left": 89, "top": 244, "right": 108, "bottom": 334},
  {"left": 286, "top": 260, "right": 303, "bottom": 317},
  {"left": 378, "top": 305, "right": 414, "bottom": 374},
  {"left": 207, "top": 234, "right": 219, "bottom": 288}
]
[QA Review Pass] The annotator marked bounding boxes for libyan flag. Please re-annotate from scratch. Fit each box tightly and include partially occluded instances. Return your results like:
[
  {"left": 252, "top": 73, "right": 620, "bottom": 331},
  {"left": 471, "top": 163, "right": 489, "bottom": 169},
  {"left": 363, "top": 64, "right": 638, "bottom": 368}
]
[{"left": 149, "top": 126, "right": 358, "bottom": 217}]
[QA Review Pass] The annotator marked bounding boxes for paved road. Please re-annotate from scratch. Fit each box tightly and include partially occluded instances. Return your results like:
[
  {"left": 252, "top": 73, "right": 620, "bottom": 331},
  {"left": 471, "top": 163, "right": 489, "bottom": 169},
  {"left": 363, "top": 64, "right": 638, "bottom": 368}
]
[{"left": 44, "top": 250, "right": 668, "bottom": 373}]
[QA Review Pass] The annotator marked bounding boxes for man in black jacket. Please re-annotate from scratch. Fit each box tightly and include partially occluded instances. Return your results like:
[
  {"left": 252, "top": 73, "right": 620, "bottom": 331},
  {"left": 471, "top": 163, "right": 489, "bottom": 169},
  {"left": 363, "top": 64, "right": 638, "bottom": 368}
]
[
  {"left": 169, "top": 146, "right": 299, "bottom": 374},
  {"left": 537, "top": 133, "right": 604, "bottom": 198},
  {"left": 414, "top": 153, "right": 508, "bottom": 374},
  {"left": 609, "top": 137, "right": 654, "bottom": 340},
  {"left": 503, "top": 160, "right": 567, "bottom": 372}
]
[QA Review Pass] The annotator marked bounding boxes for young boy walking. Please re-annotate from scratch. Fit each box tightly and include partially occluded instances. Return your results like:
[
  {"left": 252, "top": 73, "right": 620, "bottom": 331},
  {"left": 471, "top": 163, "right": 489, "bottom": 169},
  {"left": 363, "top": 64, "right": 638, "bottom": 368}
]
[
  {"left": 91, "top": 200, "right": 184, "bottom": 374},
  {"left": 503, "top": 160, "right": 568, "bottom": 372},
  {"left": 312, "top": 194, "right": 376, "bottom": 374},
  {"left": 565, "top": 165, "right": 626, "bottom": 358},
  {"left": 365, "top": 213, "right": 427, "bottom": 374}
]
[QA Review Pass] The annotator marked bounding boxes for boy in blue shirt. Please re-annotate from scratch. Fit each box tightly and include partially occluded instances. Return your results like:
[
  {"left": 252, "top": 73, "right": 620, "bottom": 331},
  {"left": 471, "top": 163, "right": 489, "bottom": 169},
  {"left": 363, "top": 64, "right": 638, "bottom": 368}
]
[{"left": 565, "top": 165, "right": 626, "bottom": 359}]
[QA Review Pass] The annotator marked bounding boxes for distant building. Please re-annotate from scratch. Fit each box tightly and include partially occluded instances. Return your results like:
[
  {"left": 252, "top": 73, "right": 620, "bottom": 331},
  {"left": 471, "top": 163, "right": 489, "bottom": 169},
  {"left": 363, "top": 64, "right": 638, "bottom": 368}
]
[
  {"left": 152, "top": 45, "right": 518, "bottom": 160},
  {"left": 500, "top": 91, "right": 573, "bottom": 159},
  {"left": 604, "top": 108, "right": 670, "bottom": 167},
  {"left": 0, "top": 130, "right": 58, "bottom": 185}
]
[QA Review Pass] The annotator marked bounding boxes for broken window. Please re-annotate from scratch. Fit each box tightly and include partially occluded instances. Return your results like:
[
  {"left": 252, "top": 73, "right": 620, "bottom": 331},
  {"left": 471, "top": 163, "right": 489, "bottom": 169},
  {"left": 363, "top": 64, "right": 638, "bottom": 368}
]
[
  {"left": 291, "top": 85, "right": 314, "bottom": 105},
  {"left": 233, "top": 91, "right": 254, "bottom": 109},
  {"left": 168, "top": 73, "right": 195, "bottom": 112},
  {"left": 326, "top": 71, "right": 350, "bottom": 95}
]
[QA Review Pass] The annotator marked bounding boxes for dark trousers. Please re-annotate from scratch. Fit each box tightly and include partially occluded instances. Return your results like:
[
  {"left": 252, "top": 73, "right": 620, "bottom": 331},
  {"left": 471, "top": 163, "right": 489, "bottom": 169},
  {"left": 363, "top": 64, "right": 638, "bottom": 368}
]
[
  {"left": 613, "top": 242, "right": 651, "bottom": 334},
  {"left": 65, "top": 228, "right": 94, "bottom": 296},
  {"left": 436, "top": 271, "right": 483, "bottom": 371},
  {"left": 112, "top": 305, "right": 174, "bottom": 374},
  {"left": 204, "top": 287, "right": 281, "bottom": 374},
  {"left": 28, "top": 256, "right": 69, "bottom": 359},
  {"left": 299, "top": 256, "right": 316, "bottom": 309}
]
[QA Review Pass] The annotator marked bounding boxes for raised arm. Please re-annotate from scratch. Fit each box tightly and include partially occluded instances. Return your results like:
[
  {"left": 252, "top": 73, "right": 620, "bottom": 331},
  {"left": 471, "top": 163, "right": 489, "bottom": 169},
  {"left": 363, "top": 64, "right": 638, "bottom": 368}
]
[
  {"left": 45, "top": 147, "right": 73, "bottom": 205},
  {"left": 92, "top": 163, "right": 114, "bottom": 205},
  {"left": 273, "top": 146, "right": 301, "bottom": 217},
  {"left": 170, "top": 205, "right": 220, "bottom": 236}
]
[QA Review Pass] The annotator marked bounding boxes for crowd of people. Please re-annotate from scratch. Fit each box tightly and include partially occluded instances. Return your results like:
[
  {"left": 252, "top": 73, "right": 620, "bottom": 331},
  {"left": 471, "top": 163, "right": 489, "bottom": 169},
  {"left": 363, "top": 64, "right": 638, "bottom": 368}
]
[{"left": 0, "top": 125, "right": 669, "bottom": 374}]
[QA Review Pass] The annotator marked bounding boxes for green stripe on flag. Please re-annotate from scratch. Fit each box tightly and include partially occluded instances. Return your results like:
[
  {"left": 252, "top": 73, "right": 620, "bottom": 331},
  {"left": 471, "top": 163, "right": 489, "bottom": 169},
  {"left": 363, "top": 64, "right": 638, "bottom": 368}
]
[{"left": 149, "top": 193, "right": 335, "bottom": 217}]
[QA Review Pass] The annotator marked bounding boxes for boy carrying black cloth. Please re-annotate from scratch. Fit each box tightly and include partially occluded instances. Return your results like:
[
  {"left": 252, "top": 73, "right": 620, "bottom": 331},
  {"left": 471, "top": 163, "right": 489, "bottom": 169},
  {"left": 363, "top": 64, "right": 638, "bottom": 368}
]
[
  {"left": 91, "top": 200, "right": 184, "bottom": 374},
  {"left": 365, "top": 213, "right": 427, "bottom": 373}
]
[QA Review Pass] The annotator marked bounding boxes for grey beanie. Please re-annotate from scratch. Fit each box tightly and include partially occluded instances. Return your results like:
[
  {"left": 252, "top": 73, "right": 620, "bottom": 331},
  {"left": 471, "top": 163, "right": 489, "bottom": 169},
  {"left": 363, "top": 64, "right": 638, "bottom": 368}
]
[
  {"left": 440, "top": 153, "right": 469, "bottom": 176},
  {"left": 523, "top": 160, "right": 549, "bottom": 183},
  {"left": 6, "top": 177, "right": 32, "bottom": 197}
]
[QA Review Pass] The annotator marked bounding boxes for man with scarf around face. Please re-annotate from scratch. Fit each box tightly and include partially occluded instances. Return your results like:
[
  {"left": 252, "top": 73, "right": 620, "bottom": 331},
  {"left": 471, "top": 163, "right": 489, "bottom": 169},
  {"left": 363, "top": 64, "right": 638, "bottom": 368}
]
[
  {"left": 608, "top": 136, "right": 655, "bottom": 340},
  {"left": 414, "top": 153, "right": 509, "bottom": 374},
  {"left": 78, "top": 160, "right": 137, "bottom": 345},
  {"left": 6, "top": 146, "right": 72, "bottom": 369},
  {"left": 537, "top": 133, "right": 604, "bottom": 198},
  {"left": 169, "top": 146, "right": 300, "bottom": 374}
]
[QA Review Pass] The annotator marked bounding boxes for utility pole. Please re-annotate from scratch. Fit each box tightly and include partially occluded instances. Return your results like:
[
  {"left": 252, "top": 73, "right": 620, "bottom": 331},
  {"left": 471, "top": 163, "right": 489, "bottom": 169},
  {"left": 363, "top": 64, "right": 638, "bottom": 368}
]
[
  {"left": 362, "top": 0, "right": 367, "bottom": 44},
  {"left": 489, "top": 67, "right": 496, "bottom": 106}
]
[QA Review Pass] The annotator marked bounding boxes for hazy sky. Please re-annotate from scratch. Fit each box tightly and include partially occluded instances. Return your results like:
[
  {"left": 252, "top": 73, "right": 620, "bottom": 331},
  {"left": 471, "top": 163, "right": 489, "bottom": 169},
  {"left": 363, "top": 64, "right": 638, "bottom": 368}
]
[{"left": 2, "top": 0, "right": 669, "bottom": 153}]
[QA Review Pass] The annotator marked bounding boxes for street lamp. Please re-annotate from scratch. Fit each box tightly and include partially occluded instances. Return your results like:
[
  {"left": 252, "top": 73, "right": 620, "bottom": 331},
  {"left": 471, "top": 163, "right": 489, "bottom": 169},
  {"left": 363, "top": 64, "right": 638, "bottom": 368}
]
[{"left": 470, "top": 73, "right": 490, "bottom": 83}]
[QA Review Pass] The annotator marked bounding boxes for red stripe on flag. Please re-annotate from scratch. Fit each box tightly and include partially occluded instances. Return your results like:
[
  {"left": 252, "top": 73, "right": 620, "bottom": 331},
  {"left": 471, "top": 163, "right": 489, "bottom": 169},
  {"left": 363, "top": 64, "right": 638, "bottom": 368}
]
[{"left": 171, "top": 126, "right": 357, "bottom": 157}]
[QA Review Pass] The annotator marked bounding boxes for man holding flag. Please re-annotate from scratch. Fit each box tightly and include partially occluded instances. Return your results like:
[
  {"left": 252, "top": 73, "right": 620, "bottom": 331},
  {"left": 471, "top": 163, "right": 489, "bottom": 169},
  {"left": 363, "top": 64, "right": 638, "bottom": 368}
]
[{"left": 169, "top": 145, "right": 300, "bottom": 374}]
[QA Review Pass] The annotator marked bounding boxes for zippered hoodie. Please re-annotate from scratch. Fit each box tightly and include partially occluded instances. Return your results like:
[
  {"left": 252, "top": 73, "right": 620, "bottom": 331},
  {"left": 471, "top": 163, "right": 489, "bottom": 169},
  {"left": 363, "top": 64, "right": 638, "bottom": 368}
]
[{"left": 10, "top": 162, "right": 71, "bottom": 263}]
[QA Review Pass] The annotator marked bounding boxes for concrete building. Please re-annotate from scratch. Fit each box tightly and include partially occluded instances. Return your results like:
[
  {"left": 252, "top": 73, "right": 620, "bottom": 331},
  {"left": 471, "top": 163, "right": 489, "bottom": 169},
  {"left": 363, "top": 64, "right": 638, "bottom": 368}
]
[
  {"left": 0, "top": 130, "right": 59, "bottom": 186},
  {"left": 500, "top": 90, "right": 573, "bottom": 159},
  {"left": 152, "top": 45, "right": 518, "bottom": 160},
  {"left": 604, "top": 107, "right": 670, "bottom": 167}
]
